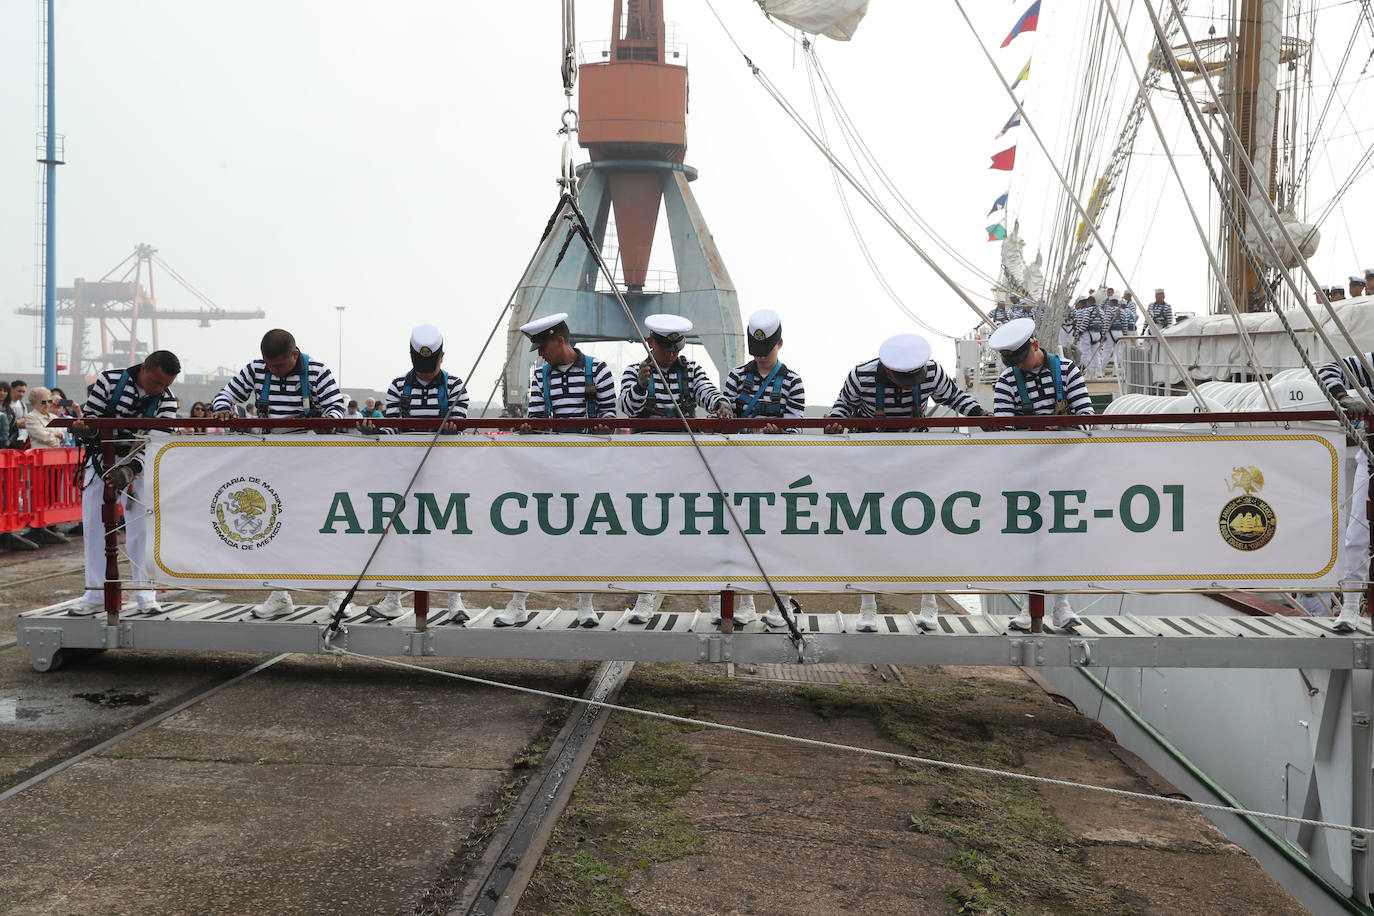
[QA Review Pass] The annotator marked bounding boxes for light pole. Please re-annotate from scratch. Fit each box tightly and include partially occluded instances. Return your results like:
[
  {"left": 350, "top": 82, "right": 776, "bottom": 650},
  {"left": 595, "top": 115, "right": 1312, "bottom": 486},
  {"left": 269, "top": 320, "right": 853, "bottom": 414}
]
[{"left": 335, "top": 306, "right": 345, "bottom": 389}]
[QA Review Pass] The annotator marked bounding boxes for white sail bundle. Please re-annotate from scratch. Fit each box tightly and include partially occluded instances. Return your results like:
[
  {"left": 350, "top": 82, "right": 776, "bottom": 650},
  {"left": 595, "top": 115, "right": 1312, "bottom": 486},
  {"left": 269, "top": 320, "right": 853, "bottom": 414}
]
[
  {"left": 1245, "top": 204, "right": 1320, "bottom": 269},
  {"left": 761, "top": 0, "right": 870, "bottom": 40}
]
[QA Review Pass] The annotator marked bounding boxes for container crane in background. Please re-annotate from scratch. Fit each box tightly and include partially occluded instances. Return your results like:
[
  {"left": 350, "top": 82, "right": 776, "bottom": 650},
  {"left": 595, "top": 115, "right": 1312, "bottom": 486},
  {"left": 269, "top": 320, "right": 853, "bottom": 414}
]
[
  {"left": 502, "top": 0, "right": 744, "bottom": 409},
  {"left": 15, "top": 243, "right": 264, "bottom": 376}
]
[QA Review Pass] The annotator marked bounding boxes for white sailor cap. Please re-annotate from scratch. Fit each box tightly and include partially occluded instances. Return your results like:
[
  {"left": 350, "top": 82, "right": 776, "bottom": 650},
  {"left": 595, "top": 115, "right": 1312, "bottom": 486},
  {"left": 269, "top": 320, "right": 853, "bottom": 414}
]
[
  {"left": 988, "top": 317, "right": 1036, "bottom": 366},
  {"left": 1154, "top": 288, "right": 1165, "bottom": 294},
  {"left": 746, "top": 309, "right": 782, "bottom": 356},
  {"left": 877, "top": 333, "right": 932, "bottom": 374},
  {"left": 519, "top": 312, "right": 570, "bottom": 350},
  {"left": 1352, "top": 276, "right": 1367, "bottom": 286},
  {"left": 646, "top": 313, "right": 692, "bottom": 350},
  {"left": 1365, "top": 268, "right": 1374, "bottom": 278},
  {"left": 410, "top": 323, "right": 444, "bottom": 367}
]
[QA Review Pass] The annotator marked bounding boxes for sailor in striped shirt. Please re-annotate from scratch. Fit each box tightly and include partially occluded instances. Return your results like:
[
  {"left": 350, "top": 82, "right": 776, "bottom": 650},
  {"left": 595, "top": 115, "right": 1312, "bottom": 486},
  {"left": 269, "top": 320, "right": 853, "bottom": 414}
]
[
  {"left": 211, "top": 329, "right": 346, "bottom": 619},
  {"left": 826, "top": 333, "right": 986, "bottom": 633},
  {"left": 989, "top": 299, "right": 1014, "bottom": 326},
  {"left": 492, "top": 313, "right": 617, "bottom": 628},
  {"left": 989, "top": 318, "right": 1091, "bottom": 632},
  {"left": 620, "top": 314, "right": 734, "bottom": 624},
  {"left": 364, "top": 324, "right": 472, "bottom": 624},
  {"left": 211, "top": 329, "right": 345, "bottom": 423},
  {"left": 1318, "top": 350, "right": 1374, "bottom": 631},
  {"left": 618, "top": 314, "right": 733, "bottom": 421},
  {"left": 69, "top": 350, "right": 182, "bottom": 615},
  {"left": 714, "top": 309, "right": 804, "bottom": 629},
  {"left": 522, "top": 313, "right": 616, "bottom": 423},
  {"left": 1145, "top": 288, "right": 1174, "bottom": 334},
  {"left": 828, "top": 335, "right": 985, "bottom": 423}
]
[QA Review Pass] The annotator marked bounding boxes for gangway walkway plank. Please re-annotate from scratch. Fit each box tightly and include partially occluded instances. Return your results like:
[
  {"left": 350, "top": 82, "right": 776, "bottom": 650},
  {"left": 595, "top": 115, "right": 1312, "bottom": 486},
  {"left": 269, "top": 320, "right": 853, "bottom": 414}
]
[{"left": 14, "top": 599, "right": 1374, "bottom": 672}]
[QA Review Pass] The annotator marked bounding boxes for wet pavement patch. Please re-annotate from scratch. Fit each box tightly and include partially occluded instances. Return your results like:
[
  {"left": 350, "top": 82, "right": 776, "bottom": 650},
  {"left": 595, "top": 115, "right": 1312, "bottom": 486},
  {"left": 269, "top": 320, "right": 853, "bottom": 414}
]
[{"left": 72, "top": 689, "right": 154, "bottom": 709}]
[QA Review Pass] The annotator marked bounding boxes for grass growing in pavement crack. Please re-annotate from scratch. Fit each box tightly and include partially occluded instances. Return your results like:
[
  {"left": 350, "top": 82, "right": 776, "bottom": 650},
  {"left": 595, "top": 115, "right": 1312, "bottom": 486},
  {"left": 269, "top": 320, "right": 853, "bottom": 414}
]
[
  {"left": 796, "top": 676, "right": 1129, "bottom": 915},
  {"left": 517, "top": 665, "right": 709, "bottom": 915}
]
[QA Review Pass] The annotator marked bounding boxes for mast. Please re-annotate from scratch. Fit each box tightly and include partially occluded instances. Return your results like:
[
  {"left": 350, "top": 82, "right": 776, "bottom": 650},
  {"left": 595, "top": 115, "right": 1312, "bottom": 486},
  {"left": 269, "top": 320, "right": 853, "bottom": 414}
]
[{"left": 1222, "top": 0, "right": 1282, "bottom": 312}]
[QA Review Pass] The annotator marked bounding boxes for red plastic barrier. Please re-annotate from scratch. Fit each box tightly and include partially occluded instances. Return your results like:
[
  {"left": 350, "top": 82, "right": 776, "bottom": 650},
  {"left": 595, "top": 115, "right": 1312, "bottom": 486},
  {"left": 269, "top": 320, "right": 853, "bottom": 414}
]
[
  {"left": 0, "top": 451, "right": 25, "bottom": 533},
  {"left": 27, "top": 447, "right": 83, "bottom": 527}
]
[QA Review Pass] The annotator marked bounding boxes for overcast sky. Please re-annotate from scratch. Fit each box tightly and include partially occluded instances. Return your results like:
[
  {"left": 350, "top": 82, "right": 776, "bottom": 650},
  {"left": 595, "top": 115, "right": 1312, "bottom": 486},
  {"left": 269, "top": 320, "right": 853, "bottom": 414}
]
[{"left": 3, "top": 1, "right": 1372, "bottom": 406}]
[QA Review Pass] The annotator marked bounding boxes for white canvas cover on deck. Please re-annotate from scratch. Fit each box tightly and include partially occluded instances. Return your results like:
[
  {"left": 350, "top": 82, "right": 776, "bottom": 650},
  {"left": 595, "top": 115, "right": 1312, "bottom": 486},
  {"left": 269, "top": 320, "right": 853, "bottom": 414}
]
[
  {"left": 1142, "top": 301, "right": 1374, "bottom": 383},
  {"left": 762, "top": 0, "right": 871, "bottom": 40}
]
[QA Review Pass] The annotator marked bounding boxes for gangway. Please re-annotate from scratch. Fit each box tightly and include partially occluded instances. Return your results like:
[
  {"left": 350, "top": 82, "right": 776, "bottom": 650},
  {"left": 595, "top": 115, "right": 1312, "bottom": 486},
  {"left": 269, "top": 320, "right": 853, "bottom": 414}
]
[
  {"left": 16, "top": 594, "right": 1374, "bottom": 674},
  {"left": 15, "top": 410, "right": 1358, "bottom": 675}
]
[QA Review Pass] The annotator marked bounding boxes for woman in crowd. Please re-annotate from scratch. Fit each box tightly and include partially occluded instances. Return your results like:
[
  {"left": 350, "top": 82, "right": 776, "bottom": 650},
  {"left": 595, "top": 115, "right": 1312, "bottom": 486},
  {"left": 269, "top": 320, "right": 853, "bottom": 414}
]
[{"left": 24, "top": 387, "right": 64, "bottom": 448}]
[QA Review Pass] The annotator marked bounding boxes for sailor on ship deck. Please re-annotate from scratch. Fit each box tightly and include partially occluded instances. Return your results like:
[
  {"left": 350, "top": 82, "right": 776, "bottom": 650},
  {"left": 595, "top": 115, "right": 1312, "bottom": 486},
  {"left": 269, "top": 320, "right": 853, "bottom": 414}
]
[
  {"left": 494, "top": 312, "right": 617, "bottom": 629},
  {"left": 989, "top": 318, "right": 1091, "bottom": 632},
  {"left": 825, "top": 332, "right": 986, "bottom": 634},
  {"left": 361, "top": 323, "right": 472, "bottom": 624},
  {"left": 212, "top": 329, "right": 346, "bottom": 620},
  {"left": 69, "top": 351, "right": 182, "bottom": 616},
  {"left": 1317, "top": 351, "right": 1374, "bottom": 632}
]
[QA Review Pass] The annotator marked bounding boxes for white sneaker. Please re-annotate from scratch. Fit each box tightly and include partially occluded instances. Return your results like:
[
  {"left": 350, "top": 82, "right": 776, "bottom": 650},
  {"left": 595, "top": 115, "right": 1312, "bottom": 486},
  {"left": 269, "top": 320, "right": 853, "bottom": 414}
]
[
  {"left": 68, "top": 600, "right": 103, "bottom": 616},
  {"left": 760, "top": 603, "right": 787, "bottom": 628},
  {"left": 493, "top": 594, "right": 530, "bottom": 627},
  {"left": 577, "top": 593, "right": 598, "bottom": 628},
  {"left": 135, "top": 599, "right": 163, "bottom": 615},
  {"left": 1335, "top": 595, "right": 1362, "bottom": 633},
  {"left": 447, "top": 592, "right": 469, "bottom": 622},
  {"left": 253, "top": 590, "right": 293, "bottom": 619},
  {"left": 626, "top": 593, "right": 662, "bottom": 624},
  {"left": 327, "top": 591, "right": 347, "bottom": 614},
  {"left": 917, "top": 594, "right": 938, "bottom": 632},
  {"left": 1051, "top": 597, "right": 1081, "bottom": 630},
  {"left": 366, "top": 591, "right": 405, "bottom": 620},
  {"left": 1008, "top": 611, "right": 1032, "bottom": 632},
  {"left": 856, "top": 594, "right": 879, "bottom": 633}
]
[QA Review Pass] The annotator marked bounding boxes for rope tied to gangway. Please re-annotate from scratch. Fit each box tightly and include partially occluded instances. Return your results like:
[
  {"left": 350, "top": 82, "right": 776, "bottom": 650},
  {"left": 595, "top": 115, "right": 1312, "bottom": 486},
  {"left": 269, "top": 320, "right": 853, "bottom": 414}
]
[{"left": 323, "top": 644, "right": 1370, "bottom": 840}]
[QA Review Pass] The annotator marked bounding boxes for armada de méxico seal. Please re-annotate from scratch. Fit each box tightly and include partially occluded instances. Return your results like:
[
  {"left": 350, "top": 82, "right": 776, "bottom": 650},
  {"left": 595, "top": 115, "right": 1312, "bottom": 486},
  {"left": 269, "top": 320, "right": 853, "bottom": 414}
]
[
  {"left": 1218, "top": 465, "right": 1275, "bottom": 552},
  {"left": 211, "top": 476, "right": 283, "bottom": 549}
]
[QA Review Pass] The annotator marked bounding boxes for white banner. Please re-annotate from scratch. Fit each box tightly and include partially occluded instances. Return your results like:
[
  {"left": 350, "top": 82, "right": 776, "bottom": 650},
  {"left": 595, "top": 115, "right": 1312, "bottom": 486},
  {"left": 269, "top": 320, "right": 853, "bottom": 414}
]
[{"left": 148, "top": 431, "right": 1343, "bottom": 592}]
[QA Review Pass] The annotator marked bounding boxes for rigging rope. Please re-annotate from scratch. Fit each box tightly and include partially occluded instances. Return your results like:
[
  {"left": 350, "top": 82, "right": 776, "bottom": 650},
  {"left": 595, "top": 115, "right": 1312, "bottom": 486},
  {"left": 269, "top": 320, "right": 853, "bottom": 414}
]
[
  {"left": 323, "top": 195, "right": 575, "bottom": 638},
  {"left": 560, "top": 194, "right": 807, "bottom": 647},
  {"left": 325, "top": 645, "right": 1373, "bottom": 840}
]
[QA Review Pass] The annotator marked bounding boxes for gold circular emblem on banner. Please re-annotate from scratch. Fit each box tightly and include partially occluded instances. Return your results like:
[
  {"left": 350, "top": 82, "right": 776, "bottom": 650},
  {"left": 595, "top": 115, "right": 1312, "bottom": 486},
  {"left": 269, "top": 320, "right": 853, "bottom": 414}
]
[{"left": 1218, "top": 494, "right": 1276, "bottom": 551}]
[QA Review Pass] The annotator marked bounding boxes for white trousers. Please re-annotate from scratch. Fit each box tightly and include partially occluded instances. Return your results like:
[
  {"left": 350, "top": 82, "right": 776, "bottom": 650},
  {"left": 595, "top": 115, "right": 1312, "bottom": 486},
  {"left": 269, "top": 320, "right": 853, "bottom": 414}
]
[
  {"left": 82, "top": 466, "right": 155, "bottom": 604},
  {"left": 1345, "top": 448, "right": 1371, "bottom": 596}
]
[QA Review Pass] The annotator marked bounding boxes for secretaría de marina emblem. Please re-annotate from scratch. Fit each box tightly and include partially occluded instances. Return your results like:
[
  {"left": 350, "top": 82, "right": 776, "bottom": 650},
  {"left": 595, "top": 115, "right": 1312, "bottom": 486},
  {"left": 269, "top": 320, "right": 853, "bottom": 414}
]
[
  {"left": 1218, "top": 465, "right": 1275, "bottom": 551},
  {"left": 211, "top": 477, "right": 282, "bottom": 549}
]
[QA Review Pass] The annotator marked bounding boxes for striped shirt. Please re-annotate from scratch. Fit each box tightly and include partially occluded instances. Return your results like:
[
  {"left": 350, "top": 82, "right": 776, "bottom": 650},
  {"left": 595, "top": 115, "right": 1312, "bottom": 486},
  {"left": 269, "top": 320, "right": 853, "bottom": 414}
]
[
  {"left": 211, "top": 355, "right": 345, "bottom": 419},
  {"left": 619, "top": 358, "right": 726, "bottom": 418},
  {"left": 723, "top": 360, "right": 806, "bottom": 419},
  {"left": 1146, "top": 300, "right": 1174, "bottom": 331},
  {"left": 526, "top": 351, "right": 616, "bottom": 418},
  {"left": 830, "top": 358, "right": 983, "bottom": 419},
  {"left": 383, "top": 370, "right": 470, "bottom": 421},
  {"left": 83, "top": 366, "right": 180, "bottom": 475},
  {"left": 1318, "top": 353, "right": 1374, "bottom": 397},
  {"left": 989, "top": 305, "right": 1014, "bottom": 326},
  {"left": 992, "top": 355, "right": 1095, "bottom": 417}
]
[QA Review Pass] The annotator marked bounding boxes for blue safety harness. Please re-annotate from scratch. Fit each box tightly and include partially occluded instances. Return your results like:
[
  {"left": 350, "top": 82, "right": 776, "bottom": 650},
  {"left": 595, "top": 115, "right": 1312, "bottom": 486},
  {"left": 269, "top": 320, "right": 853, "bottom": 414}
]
[
  {"left": 645, "top": 361, "right": 694, "bottom": 418},
  {"left": 1012, "top": 353, "right": 1067, "bottom": 415},
  {"left": 541, "top": 354, "right": 597, "bottom": 417},
  {"left": 401, "top": 370, "right": 449, "bottom": 417},
  {"left": 108, "top": 366, "right": 163, "bottom": 419},
  {"left": 739, "top": 361, "right": 787, "bottom": 418},
  {"left": 256, "top": 353, "right": 313, "bottom": 417}
]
